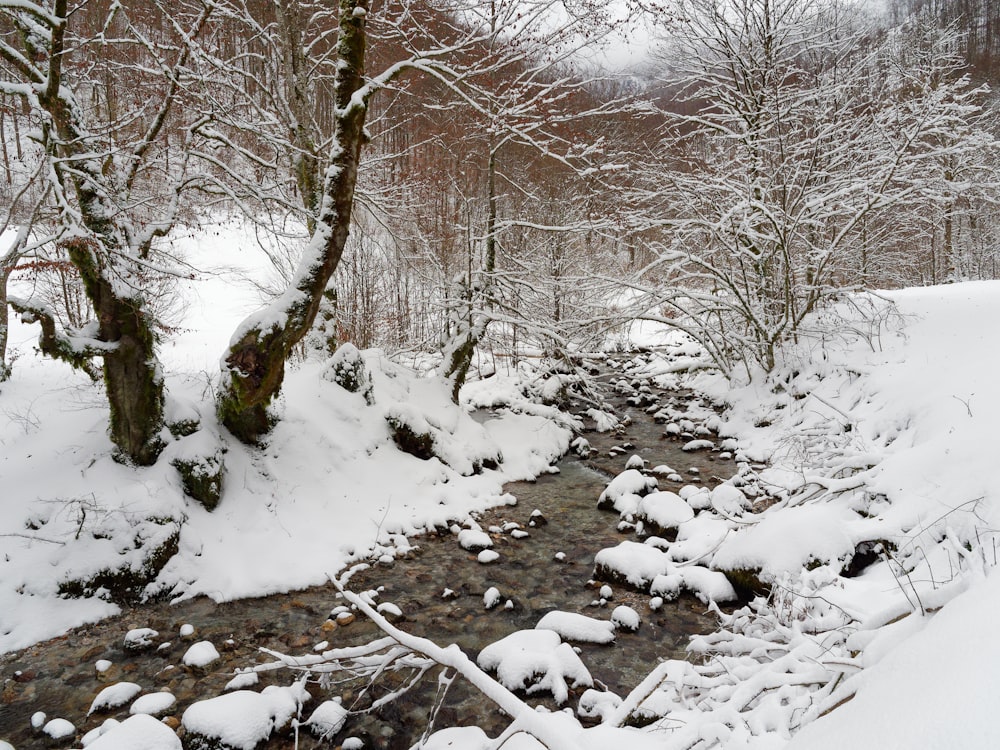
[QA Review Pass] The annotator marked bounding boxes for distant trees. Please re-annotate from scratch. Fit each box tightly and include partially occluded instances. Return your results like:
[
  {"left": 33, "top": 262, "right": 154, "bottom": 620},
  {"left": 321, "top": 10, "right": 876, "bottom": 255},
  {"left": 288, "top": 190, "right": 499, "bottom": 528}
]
[{"left": 622, "top": 0, "right": 998, "bottom": 374}]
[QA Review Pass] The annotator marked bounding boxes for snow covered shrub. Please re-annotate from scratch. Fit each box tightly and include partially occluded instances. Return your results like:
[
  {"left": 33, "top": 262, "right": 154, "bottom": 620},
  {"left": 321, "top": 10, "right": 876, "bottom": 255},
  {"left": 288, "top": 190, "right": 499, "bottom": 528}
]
[{"left": 323, "top": 342, "right": 374, "bottom": 405}]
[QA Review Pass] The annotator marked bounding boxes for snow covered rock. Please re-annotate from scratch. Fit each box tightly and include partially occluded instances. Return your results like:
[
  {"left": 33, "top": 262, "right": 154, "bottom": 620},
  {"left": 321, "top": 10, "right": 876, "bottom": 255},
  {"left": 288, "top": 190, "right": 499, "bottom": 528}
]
[
  {"left": 457, "top": 528, "right": 493, "bottom": 552},
  {"left": 594, "top": 541, "right": 671, "bottom": 589},
  {"left": 182, "top": 683, "right": 309, "bottom": 750},
  {"left": 535, "top": 611, "right": 616, "bottom": 644},
  {"left": 577, "top": 688, "right": 623, "bottom": 721},
  {"left": 382, "top": 373, "right": 503, "bottom": 476},
  {"left": 484, "top": 587, "right": 502, "bottom": 609},
  {"left": 322, "top": 343, "right": 374, "bottom": 405},
  {"left": 710, "top": 483, "right": 750, "bottom": 515},
  {"left": 635, "top": 490, "right": 695, "bottom": 537},
  {"left": 306, "top": 699, "right": 348, "bottom": 738},
  {"left": 42, "top": 717, "right": 75, "bottom": 741},
  {"left": 610, "top": 605, "right": 641, "bottom": 631},
  {"left": 123, "top": 628, "right": 159, "bottom": 652},
  {"left": 712, "top": 503, "right": 863, "bottom": 581},
  {"left": 625, "top": 454, "right": 646, "bottom": 469},
  {"left": 570, "top": 436, "right": 593, "bottom": 457},
  {"left": 682, "top": 439, "right": 714, "bottom": 451},
  {"left": 130, "top": 691, "right": 176, "bottom": 716},
  {"left": 650, "top": 566, "right": 738, "bottom": 604},
  {"left": 183, "top": 640, "right": 221, "bottom": 668},
  {"left": 477, "top": 629, "right": 593, "bottom": 704},
  {"left": 597, "top": 470, "right": 658, "bottom": 513},
  {"left": 477, "top": 549, "right": 500, "bottom": 564},
  {"left": 83, "top": 714, "right": 181, "bottom": 749},
  {"left": 88, "top": 682, "right": 142, "bottom": 715}
]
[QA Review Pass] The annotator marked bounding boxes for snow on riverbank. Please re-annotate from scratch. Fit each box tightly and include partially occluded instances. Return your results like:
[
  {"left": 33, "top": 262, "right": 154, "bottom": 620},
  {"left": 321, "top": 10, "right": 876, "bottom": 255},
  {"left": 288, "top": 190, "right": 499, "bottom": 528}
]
[
  {"left": 629, "top": 282, "right": 1000, "bottom": 747},
  {"left": 0, "top": 223, "right": 570, "bottom": 653}
]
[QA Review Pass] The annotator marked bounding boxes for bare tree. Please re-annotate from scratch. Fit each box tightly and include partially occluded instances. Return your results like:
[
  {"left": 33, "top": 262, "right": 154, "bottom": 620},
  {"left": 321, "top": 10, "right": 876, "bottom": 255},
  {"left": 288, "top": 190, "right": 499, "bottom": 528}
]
[{"left": 624, "top": 0, "right": 998, "bottom": 374}]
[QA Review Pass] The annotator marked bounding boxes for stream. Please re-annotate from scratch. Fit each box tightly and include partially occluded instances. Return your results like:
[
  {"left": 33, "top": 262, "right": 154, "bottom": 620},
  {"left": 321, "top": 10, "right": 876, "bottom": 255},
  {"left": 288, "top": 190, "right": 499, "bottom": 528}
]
[{"left": 0, "top": 371, "right": 739, "bottom": 749}]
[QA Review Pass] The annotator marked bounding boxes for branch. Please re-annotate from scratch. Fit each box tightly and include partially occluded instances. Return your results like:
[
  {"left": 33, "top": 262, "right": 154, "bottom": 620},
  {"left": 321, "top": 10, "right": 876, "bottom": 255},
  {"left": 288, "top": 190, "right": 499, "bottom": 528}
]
[{"left": 8, "top": 296, "right": 105, "bottom": 379}]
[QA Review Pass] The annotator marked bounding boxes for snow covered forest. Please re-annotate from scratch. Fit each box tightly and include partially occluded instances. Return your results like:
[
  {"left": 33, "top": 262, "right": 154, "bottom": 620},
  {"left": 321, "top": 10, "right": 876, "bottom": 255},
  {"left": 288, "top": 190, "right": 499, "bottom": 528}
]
[{"left": 2, "top": 0, "right": 1000, "bottom": 748}]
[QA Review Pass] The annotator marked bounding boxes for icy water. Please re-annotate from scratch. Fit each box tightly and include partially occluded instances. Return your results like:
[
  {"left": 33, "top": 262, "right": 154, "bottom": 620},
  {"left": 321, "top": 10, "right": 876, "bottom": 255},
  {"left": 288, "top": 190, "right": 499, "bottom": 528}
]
[{"left": 0, "top": 380, "right": 735, "bottom": 749}]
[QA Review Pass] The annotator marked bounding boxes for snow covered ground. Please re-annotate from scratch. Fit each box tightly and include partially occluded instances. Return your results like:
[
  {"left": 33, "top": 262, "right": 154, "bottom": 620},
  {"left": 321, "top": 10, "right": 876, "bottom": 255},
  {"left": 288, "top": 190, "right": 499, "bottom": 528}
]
[
  {"left": 629, "top": 283, "right": 1000, "bottom": 748},
  {"left": 0, "top": 222, "right": 569, "bottom": 652},
  {"left": 3, "top": 216, "right": 1000, "bottom": 747}
]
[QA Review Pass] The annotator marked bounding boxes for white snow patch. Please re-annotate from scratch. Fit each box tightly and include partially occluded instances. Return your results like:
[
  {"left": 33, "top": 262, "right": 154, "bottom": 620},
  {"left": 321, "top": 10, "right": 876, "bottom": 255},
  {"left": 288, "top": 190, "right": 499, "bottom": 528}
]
[{"left": 535, "top": 611, "right": 616, "bottom": 644}]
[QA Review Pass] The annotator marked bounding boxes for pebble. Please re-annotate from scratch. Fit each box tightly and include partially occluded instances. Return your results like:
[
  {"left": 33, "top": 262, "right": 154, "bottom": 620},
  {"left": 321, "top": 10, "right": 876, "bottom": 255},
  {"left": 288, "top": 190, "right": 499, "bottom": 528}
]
[{"left": 335, "top": 612, "right": 355, "bottom": 626}]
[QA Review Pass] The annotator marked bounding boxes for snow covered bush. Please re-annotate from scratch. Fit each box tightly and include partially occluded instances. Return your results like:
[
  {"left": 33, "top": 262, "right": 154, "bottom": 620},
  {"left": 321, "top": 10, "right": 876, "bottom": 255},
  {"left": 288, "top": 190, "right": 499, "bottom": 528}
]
[{"left": 322, "top": 343, "right": 374, "bottom": 405}]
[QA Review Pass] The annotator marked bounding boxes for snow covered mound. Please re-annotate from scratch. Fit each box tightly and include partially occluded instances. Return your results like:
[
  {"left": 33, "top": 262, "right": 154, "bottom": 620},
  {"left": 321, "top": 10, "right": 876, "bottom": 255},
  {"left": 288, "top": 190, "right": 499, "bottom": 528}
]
[{"left": 626, "top": 283, "right": 1000, "bottom": 748}]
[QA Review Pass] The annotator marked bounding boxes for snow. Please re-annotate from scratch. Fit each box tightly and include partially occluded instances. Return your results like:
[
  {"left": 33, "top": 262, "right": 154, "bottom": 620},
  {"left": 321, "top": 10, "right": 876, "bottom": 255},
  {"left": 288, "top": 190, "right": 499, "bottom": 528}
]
[
  {"left": 83, "top": 714, "right": 181, "bottom": 750},
  {"left": 535, "top": 611, "right": 616, "bottom": 644},
  {"left": 182, "top": 640, "right": 220, "bottom": 668},
  {"left": 181, "top": 684, "right": 309, "bottom": 750},
  {"left": 477, "top": 629, "right": 593, "bottom": 704},
  {"left": 88, "top": 682, "right": 142, "bottom": 714},
  {"left": 610, "top": 605, "right": 640, "bottom": 631},
  {"left": 42, "top": 717, "right": 75, "bottom": 739},
  {"left": 123, "top": 629, "right": 159, "bottom": 650},
  {"left": 94, "top": 659, "right": 112, "bottom": 673},
  {"left": 129, "top": 691, "right": 176, "bottom": 716},
  {"left": 788, "top": 565, "right": 1000, "bottom": 749},
  {"left": 305, "top": 699, "right": 348, "bottom": 737},
  {"left": 6, "top": 212, "right": 1000, "bottom": 749}
]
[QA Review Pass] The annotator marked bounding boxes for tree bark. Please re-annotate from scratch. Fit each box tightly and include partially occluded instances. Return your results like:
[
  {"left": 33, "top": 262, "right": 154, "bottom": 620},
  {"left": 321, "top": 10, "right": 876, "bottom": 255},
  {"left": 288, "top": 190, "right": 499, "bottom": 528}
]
[{"left": 218, "top": 0, "right": 370, "bottom": 443}]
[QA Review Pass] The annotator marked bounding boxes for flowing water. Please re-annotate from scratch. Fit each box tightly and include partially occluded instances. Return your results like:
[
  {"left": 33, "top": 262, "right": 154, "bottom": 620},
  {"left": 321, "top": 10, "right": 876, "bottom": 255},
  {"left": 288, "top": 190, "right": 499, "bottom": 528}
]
[{"left": 0, "top": 378, "right": 737, "bottom": 749}]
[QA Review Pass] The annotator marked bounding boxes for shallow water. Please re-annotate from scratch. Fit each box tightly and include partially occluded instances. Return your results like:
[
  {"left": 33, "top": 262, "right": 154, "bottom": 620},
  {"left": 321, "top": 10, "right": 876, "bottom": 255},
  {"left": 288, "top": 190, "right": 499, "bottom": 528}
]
[{"left": 0, "top": 382, "right": 733, "bottom": 749}]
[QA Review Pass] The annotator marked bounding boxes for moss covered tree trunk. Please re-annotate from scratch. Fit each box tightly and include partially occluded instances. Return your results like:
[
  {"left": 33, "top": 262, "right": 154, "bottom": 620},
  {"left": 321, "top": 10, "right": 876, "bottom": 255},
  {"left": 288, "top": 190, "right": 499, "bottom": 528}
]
[
  {"left": 65, "top": 239, "right": 164, "bottom": 465},
  {"left": 217, "top": 0, "right": 370, "bottom": 443}
]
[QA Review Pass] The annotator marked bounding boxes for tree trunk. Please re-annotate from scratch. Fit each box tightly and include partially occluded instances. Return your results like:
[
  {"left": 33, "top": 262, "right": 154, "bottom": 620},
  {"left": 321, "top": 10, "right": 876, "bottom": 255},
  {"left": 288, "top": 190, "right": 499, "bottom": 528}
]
[
  {"left": 0, "top": 264, "right": 10, "bottom": 382},
  {"left": 217, "top": 0, "right": 370, "bottom": 443},
  {"left": 65, "top": 239, "right": 164, "bottom": 464}
]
